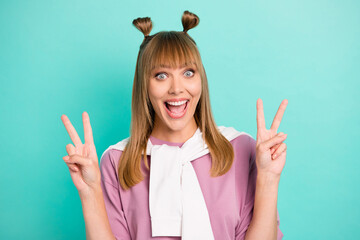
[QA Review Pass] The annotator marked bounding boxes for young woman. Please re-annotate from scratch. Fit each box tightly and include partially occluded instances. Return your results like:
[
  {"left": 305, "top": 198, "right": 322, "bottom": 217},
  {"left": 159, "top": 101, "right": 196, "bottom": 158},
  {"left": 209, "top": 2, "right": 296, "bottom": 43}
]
[{"left": 61, "top": 10, "right": 287, "bottom": 240}]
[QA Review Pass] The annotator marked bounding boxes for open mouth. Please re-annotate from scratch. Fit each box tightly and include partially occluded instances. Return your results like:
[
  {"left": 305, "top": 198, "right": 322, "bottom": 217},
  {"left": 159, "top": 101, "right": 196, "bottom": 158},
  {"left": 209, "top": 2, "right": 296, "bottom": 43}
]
[{"left": 164, "top": 100, "right": 189, "bottom": 119}]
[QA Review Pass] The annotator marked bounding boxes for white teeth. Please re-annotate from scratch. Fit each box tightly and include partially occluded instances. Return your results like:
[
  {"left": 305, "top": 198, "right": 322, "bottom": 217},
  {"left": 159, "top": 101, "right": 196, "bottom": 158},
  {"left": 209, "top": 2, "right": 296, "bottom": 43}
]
[{"left": 166, "top": 100, "right": 188, "bottom": 106}]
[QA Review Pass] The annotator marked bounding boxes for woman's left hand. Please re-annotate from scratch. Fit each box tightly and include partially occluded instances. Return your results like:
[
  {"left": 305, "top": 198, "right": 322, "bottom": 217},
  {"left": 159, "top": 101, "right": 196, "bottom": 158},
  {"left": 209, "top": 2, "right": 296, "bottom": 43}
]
[{"left": 255, "top": 99, "right": 288, "bottom": 178}]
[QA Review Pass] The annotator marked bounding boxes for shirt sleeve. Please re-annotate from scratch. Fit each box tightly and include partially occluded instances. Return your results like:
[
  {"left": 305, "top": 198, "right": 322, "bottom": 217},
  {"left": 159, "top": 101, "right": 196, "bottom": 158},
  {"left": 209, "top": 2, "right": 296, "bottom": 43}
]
[
  {"left": 100, "top": 149, "right": 132, "bottom": 240},
  {"left": 235, "top": 135, "right": 284, "bottom": 240}
]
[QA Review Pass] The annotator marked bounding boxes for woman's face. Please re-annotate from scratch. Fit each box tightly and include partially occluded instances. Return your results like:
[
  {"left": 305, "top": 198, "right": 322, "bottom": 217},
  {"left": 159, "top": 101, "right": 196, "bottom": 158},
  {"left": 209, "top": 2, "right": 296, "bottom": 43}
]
[{"left": 148, "top": 62, "right": 201, "bottom": 140}]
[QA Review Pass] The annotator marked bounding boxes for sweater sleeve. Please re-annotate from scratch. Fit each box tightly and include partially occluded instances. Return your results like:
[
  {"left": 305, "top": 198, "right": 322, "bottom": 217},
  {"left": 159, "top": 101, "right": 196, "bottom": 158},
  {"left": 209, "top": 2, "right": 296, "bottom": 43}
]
[
  {"left": 100, "top": 149, "right": 132, "bottom": 240},
  {"left": 235, "top": 135, "right": 284, "bottom": 240}
]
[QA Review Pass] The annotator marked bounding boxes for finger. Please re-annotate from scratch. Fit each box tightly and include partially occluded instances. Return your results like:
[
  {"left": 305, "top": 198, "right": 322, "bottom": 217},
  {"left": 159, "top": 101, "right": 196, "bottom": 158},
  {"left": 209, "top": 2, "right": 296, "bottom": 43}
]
[
  {"left": 69, "top": 164, "right": 79, "bottom": 171},
  {"left": 83, "top": 112, "right": 94, "bottom": 145},
  {"left": 270, "top": 144, "right": 280, "bottom": 154},
  {"left": 63, "top": 156, "right": 79, "bottom": 171},
  {"left": 63, "top": 154, "right": 89, "bottom": 166},
  {"left": 65, "top": 161, "right": 79, "bottom": 171},
  {"left": 256, "top": 98, "right": 266, "bottom": 132},
  {"left": 272, "top": 143, "right": 287, "bottom": 159},
  {"left": 270, "top": 132, "right": 285, "bottom": 153},
  {"left": 66, "top": 143, "right": 76, "bottom": 156},
  {"left": 261, "top": 132, "right": 287, "bottom": 150},
  {"left": 61, "top": 114, "right": 83, "bottom": 148},
  {"left": 273, "top": 149, "right": 286, "bottom": 160},
  {"left": 270, "top": 99, "right": 288, "bottom": 132}
]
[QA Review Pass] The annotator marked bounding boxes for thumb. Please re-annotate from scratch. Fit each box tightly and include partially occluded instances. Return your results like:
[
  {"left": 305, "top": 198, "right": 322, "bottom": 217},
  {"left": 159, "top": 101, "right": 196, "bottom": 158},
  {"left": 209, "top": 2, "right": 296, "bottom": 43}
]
[
  {"left": 63, "top": 154, "right": 89, "bottom": 166},
  {"left": 262, "top": 133, "right": 287, "bottom": 150}
]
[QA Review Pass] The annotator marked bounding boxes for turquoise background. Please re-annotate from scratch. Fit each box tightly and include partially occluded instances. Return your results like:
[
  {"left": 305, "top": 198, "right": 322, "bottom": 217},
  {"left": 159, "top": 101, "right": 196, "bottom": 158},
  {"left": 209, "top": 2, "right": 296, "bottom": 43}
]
[{"left": 1, "top": 0, "right": 359, "bottom": 239}]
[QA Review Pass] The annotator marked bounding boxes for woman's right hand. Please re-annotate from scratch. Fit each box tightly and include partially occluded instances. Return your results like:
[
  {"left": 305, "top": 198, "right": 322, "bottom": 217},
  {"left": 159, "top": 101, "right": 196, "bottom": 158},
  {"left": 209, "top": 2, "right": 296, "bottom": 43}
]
[{"left": 61, "top": 112, "right": 101, "bottom": 196}]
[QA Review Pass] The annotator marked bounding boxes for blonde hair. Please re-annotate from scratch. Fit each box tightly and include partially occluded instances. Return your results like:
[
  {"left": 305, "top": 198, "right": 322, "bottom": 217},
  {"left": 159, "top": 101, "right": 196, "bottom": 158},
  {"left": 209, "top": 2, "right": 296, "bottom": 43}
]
[{"left": 118, "top": 10, "right": 235, "bottom": 190}]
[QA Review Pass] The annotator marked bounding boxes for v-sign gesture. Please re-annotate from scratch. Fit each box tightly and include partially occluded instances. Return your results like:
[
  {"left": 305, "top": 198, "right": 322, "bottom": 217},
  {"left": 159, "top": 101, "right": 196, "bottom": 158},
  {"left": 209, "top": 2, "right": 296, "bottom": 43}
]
[
  {"left": 61, "top": 112, "right": 101, "bottom": 195},
  {"left": 255, "top": 99, "right": 288, "bottom": 178}
]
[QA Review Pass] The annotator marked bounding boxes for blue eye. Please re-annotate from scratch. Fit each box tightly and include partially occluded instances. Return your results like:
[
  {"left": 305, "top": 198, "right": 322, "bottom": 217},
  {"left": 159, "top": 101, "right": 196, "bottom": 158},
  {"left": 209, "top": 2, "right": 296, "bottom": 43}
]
[
  {"left": 184, "top": 69, "right": 195, "bottom": 77},
  {"left": 155, "top": 73, "right": 167, "bottom": 80}
]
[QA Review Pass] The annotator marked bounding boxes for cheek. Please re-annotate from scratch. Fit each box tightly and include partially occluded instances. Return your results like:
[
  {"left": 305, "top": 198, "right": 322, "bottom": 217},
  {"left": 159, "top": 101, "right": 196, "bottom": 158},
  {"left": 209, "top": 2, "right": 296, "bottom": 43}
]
[
  {"left": 187, "top": 78, "right": 202, "bottom": 98},
  {"left": 148, "top": 80, "right": 166, "bottom": 103}
]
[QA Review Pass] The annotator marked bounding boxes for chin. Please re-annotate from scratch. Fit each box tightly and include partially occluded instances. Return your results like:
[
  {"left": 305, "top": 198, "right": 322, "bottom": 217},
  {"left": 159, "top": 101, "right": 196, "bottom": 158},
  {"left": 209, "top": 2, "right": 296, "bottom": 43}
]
[{"left": 164, "top": 121, "right": 190, "bottom": 132}]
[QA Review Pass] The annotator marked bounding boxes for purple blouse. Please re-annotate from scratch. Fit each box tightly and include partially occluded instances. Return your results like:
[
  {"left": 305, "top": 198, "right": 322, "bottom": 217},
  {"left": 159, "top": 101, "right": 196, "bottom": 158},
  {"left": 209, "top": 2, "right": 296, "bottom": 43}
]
[{"left": 100, "top": 133, "right": 284, "bottom": 240}]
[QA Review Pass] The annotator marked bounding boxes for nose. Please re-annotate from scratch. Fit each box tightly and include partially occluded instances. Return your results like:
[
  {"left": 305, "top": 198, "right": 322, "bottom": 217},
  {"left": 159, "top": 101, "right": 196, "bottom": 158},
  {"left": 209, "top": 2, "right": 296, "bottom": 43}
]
[{"left": 168, "top": 75, "right": 184, "bottom": 95}]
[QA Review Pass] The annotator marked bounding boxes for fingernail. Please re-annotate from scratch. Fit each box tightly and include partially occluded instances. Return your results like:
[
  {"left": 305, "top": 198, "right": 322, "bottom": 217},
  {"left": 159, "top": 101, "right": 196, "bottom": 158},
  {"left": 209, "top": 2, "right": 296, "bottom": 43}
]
[{"left": 63, "top": 156, "right": 70, "bottom": 161}]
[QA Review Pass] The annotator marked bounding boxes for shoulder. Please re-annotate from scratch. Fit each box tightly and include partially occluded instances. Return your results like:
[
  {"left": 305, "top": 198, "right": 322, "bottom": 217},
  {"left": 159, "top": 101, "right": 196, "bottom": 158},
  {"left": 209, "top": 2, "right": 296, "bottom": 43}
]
[
  {"left": 100, "top": 148, "right": 123, "bottom": 166},
  {"left": 99, "top": 148, "right": 123, "bottom": 181},
  {"left": 221, "top": 126, "right": 257, "bottom": 169},
  {"left": 230, "top": 133, "right": 255, "bottom": 147},
  {"left": 219, "top": 125, "right": 256, "bottom": 151},
  {"left": 100, "top": 136, "right": 130, "bottom": 164},
  {"left": 99, "top": 137, "right": 130, "bottom": 179}
]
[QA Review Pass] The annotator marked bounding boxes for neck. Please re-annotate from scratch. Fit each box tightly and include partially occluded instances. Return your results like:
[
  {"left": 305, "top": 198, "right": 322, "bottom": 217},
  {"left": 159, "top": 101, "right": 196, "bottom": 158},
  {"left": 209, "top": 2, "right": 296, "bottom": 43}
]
[{"left": 151, "top": 118, "right": 198, "bottom": 143}]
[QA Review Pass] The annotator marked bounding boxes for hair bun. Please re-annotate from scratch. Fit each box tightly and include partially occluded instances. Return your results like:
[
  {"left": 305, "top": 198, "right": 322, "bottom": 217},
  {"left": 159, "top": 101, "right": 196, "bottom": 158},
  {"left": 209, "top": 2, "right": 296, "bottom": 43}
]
[
  {"left": 132, "top": 17, "right": 153, "bottom": 37},
  {"left": 181, "top": 10, "right": 199, "bottom": 33}
]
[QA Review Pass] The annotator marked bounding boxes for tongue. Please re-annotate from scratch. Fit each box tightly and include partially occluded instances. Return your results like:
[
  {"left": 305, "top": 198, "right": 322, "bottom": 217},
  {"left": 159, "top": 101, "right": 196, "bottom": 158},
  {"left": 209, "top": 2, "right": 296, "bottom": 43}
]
[{"left": 167, "top": 102, "right": 186, "bottom": 113}]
